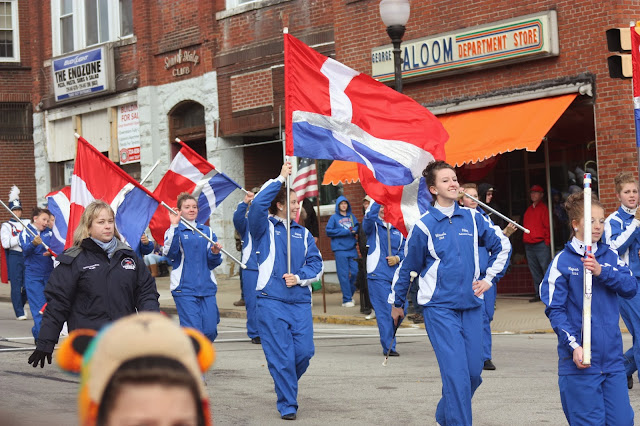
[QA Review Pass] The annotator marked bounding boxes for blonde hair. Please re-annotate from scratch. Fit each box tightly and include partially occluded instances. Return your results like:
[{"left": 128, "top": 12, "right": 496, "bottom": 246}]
[
  {"left": 614, "top": 172, "right": 637, "bottom": 194},
  {"left": 73, "top": 200, "right": 121, "bottom": 247}
]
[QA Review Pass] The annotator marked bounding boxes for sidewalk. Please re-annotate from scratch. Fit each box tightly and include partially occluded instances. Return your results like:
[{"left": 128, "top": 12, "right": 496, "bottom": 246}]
[{"left": 1, "top": 274, "right": 628, "bottom": 334}]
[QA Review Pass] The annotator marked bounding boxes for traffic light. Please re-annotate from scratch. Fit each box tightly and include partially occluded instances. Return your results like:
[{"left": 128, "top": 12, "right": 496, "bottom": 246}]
[{"left": 606, "top": 27, "right": 632, "bottom": 79}]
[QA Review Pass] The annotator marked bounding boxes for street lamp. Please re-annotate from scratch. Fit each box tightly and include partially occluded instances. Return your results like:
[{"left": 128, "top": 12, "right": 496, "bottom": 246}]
[{"left": 379, "top": 0, "right": 410, "bottom": 93}]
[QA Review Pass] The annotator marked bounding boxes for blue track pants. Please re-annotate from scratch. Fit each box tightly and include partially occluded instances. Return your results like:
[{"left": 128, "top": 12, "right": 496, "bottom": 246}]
[
  {"left": 242, "top": 269, "right": 259, "bottom": 339},
  {"left": 174, "top": 295, "right": 219, "bottom": 342}
]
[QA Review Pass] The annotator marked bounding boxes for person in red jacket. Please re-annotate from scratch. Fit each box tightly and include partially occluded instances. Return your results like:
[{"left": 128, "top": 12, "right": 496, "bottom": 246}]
[{"left": 523, "top": 184, "right": 551, "bottom": 302}]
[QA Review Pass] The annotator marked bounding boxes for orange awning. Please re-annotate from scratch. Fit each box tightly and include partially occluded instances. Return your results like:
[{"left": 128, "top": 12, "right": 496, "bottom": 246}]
[
  {"left": 441, "top": 94, "right": 577, "bottom": 167},
  {"left": 322, "top": 160, "right": 359, "bottom": 185}
]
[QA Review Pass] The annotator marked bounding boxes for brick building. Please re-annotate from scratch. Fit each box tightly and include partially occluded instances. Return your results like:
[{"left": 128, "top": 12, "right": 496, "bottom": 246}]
[{"left": 1, "top": 0, "right": 639, "bottom": 289}]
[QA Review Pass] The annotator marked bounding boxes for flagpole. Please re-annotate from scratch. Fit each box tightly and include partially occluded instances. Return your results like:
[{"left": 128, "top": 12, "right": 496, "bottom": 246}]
[
  {"left": 315, "top": 159, "right": 327, "bottom": 313},
  {"left": 140, "top": 160, "right": 161, "bottom": 186},
  {"left": 280, "top": 105, "right": 292, "bottom": 274}
]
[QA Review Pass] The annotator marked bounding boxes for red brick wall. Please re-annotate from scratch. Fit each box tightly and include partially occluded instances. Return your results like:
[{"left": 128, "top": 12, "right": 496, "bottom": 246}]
[
  {"left": 231, "top": 69, "right": 274, "bottom": 112},
  {"left": 332, "top": 0, "right": 640, "bottom": 213},
  {"left": 0, "top": 140, "right": 37, "bottom": 223}
]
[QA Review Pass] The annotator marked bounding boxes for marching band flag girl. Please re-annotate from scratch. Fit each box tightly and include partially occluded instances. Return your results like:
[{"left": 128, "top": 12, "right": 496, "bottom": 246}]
[
  {"left": 362, "top": 201, "right": 405, "bottom": 356},
  {"left": 164, "top": 193, "right": 223, "bottom": 342},
  {"left": 603, "top": 171, "right": 640, "bottom": 388},
  {"left": 390, "top": 160, "right": 511, "bottom": 426},
  {"left": 541, "top": 191, "right": 635, "bottom": 425},
  {"left": 247, "top": 162, "right": 323, "bottom": 421}
]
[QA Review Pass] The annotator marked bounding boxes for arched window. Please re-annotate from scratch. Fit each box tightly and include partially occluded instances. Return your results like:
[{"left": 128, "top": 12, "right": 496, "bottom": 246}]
[{"left": 169, "top": 101, "right": 206, "bottom": 158}]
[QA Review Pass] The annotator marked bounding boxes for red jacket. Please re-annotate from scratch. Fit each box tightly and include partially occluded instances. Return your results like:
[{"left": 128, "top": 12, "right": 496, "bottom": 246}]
[{"left": 523, "top": 202, "right": 550, "bottom": 245}]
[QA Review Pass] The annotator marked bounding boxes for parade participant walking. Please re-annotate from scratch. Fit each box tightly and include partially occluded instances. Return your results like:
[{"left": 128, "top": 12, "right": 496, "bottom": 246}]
[
  {"left": 326, "top": 195, "right": 359, "bottom": 307},
  {"left": 390, "top": 160, "right": 511, "bottom": 426},
  {"left": 541, "top": 191, "right": 636, "bottom": 425},
  {"left": 248, "top": 162, "right": 323, "bottom": 421},
  {"left": 135, "top": 232, "right": 154, "bottom": 260},
  {"left": 459, "top": 183, "right": 516, "bottom": 371},
  {"left": 523, "top": 184, "right": 551, "bottom": 302},
  {"left": 56, "top": 312, "right": 214, "bottom": 426},
  {"left": 164, "top": 193, "right": 223, "bottom": 342},
  {"left": 1, "top": 186, "right": 27, "bottom": 320},
  {"left": 362, "top": 201, "right": 404, "bottom": 355},
  {"left": 27, "top": 200, "right": 159, "bottom": 368},
  {"left": 604, "top": 171, "right": 640, "bottom": 389},
  {"left": 20, "top": 207, "right": 54, "bottom": 340},
  {"left": 233, "top": 189, "right": 261, "bottom": 344}
]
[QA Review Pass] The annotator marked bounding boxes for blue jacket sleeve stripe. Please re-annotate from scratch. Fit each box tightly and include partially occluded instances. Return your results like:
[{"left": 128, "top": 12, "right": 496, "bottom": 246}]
[
  {"left": 256, "top": 221, "right": 276, "bottom": 291},
  {"left": 366, "top": 223, "right": 380, "bottom": 274},
  {"left": 420, "top": 221, "right": 440, "bottom": 305},
  {"left": 545, "top": 254, "right": 562, "bottom": 304},
  {"left": 605, "top": 212, "right": 637, "bottom": 259}
]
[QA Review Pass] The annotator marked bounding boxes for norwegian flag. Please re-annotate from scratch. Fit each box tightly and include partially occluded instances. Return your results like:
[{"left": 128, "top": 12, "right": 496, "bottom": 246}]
[
  {"left": 67, "top": 137, "right": 159, "bottom": 252},
  {"left": 45, "top": 186, "right": 71, "bottom": 255},
  {"left": 284, "top": 33, "right": 447, "bottom": 235},
  {"left": 292, "top": 157, "right": 319, "bottom": 200},
  {"left": 148, "top": 141, "right": 241, "bottom": 244}
]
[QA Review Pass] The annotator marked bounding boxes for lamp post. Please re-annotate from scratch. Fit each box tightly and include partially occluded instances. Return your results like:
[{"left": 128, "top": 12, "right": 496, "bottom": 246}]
[{"left": 379, "top": 0, "right": 410, "bottom": 93}]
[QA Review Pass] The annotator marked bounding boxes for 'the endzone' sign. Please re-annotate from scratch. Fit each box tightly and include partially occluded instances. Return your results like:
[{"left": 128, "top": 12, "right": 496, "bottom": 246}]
[{"left": 52, "top": 46, "right": 114, "bottom": 102}]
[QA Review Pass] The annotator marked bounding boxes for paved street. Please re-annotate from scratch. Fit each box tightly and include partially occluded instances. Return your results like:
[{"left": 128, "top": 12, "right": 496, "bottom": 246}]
[{"left": 0, "top": 301, "right": 638, "bottom": 425}]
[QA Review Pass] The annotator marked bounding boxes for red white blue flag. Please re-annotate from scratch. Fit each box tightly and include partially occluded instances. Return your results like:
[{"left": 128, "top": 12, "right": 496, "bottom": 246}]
[
  {"left": 68, "top": 137, "right": 159, "bottom": 252},
  {"left": 631, "top": 23, "right": 640, "bottom": 147},
  {"left": 284, "top": 33, "right": 448, "bottom": 186},
  {"left": 149, "top": 141, "right": 241, "bottom": 244},
  {"left": 45, "top": 185, "right": 71, "bottom": 255}
]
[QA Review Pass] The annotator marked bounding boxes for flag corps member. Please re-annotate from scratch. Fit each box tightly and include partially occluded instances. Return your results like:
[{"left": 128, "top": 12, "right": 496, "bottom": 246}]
[
  {"left": 248, "top": 162, "right": 323, "bottom": 421},
  {"left": 390, "top": 161, "right": 511, "bottom": 426},
  {"left": 541, "top": 192, "right": 636, "bottom": 425}
]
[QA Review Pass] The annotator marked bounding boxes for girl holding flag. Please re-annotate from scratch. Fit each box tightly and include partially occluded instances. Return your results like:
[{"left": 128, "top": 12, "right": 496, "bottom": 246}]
[
  {"left": 248, "top": 162, "right": 323, "bottom": 421},
  {"left": 390, "top": 160, "right": 511, "bottom": 426},
  {"left": 164, "top": 192, "right": 223, "bottom": 342},
  {"left": 541, "top": 191, "right": 635, "bottom": 425},
  {"left": 362, "top": 201, "right": 405, "bottom": 356},
  {"left": 20, "top": 207, "right": 54, "bottom": 340}
]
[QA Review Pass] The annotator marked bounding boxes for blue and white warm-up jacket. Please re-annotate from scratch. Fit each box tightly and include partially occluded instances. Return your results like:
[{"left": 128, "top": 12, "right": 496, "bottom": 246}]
[
  {"left": 390, "top": 203, "right": 511, "bottom": 310},
  {"left": 163, "top": 221, "right": 222, "bottom": 296},
  {"left": 362, "top": 202, "right": 405, "bottom": 282},
  {"left": 247, "top": 176, "right": 323, "bottom": 304},
  {"left": 20, "top": 224, "right": 54, "bottom": 276},
  {"left": 233, "top": 201, "right": 258, "bottom": 271},
  {"left": 604, "top": 205, "right": 640, "bottom": 276},
  {"left": 541, "top": 238, "right": 637, "bottom": 375}
]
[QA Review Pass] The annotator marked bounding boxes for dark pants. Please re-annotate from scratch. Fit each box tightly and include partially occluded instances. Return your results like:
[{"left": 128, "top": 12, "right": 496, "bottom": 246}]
[
  {"left": 356, "top": 258, "right": 372, "bottom": 313},
  {"left": 7, "top": 251, "right": 26, "bottom": 317},
  {"left": 524, "top": 241, "right": 551, "bottom": 296}
]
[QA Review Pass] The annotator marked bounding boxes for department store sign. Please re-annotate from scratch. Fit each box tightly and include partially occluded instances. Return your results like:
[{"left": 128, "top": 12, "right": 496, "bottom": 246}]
[
  {"left": 52, "top": 46, "right": 114, "bottom": 102},
  {"left": 371, "top": 11, "right": 558, "bottom": 82}
]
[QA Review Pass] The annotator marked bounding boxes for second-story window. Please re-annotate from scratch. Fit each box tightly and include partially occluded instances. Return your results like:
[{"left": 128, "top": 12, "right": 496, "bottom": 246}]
[
  {"left": 0, "top": 0, "right": 20, "bottom": 62},
  {"left": 52, "top": 0, "right": 133, "bottom": 56}
]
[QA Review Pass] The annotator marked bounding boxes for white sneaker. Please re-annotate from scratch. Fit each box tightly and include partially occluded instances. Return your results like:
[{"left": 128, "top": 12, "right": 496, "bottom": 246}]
[
  {"left": 16, "top": 315, "right": 27, "bottom": 321},
  {"left": 365, "top": 311, "right": 376, "bottom": 320},
  {"left": 341, "top": 301, "right": 355, "bottom": 308}
]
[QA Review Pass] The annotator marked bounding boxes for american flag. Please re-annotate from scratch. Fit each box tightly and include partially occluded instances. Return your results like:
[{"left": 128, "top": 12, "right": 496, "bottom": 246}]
[{"left": 292, "top": 157, "right": 319, "bottom": 200}]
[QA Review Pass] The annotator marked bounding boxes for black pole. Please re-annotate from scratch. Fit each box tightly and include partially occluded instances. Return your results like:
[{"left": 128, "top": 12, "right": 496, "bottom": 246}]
[{"left": 386, "top": 24, "right": 406, "bottom": 94}]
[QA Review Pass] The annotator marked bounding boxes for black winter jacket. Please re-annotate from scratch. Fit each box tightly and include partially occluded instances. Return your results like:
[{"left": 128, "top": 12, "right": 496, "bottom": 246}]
[{"left": 36, "top": 238, "right": 160, "bottom": 352}]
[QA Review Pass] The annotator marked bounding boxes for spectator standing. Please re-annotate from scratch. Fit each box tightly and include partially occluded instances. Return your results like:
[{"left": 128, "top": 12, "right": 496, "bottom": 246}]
[
  {"left": 523, "top": 184, "right": 551, "bottom": 302},
  {"left": 1, "top": 186, "right": 28, "bottom": 320},
  {"left": 326, "top": 195, "right": 359, "bottom": 307},
  {"left": 478, "top": 183, "right": 506, "bottom": 229}
]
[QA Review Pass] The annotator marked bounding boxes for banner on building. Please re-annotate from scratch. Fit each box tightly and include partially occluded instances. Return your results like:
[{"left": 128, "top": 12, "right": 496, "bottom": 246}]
[{"left": 117, "top": 103, "right": 141, "bottom": 164}]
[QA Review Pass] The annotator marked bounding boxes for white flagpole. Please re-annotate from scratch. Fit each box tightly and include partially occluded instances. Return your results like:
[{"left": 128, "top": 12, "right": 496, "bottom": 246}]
[
  {"left": 140, "top": 160, "right": 161, "bottom": 186},
  {"left": 280, "top": 106, "right": 292, "bottom": 274},
  {"left": 582, "top": 173, "right": 592, "bottom": 366}
]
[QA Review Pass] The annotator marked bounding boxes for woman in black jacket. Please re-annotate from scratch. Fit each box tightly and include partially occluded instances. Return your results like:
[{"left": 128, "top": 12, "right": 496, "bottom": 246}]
[{"left": 28, "top": 200, "right": 160, "bottom": 368}]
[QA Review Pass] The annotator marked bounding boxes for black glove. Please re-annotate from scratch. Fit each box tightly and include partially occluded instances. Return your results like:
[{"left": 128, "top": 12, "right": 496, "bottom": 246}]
[{"left": 28, "top": 349, "right": 52, "bottom": 368}]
